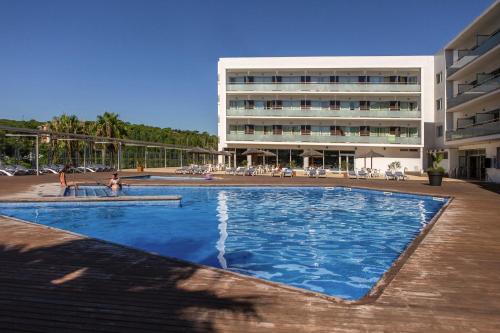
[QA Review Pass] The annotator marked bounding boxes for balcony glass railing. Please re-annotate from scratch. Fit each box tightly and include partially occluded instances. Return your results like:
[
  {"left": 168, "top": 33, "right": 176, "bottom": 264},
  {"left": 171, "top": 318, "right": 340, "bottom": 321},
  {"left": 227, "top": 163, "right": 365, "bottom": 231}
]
[
  {"left": 448, "top": 30, "right": 500, "bottom": 77},
  {"left": 226, "top": 83, "right": 421, "bottom": 93},
  {"left": 226, "top": 133, "right": 421, "bottom": 145},
  {"left": 446, "top": 120, "right": 500, "bottom": 141},
  {"left": 447, "top": 74, "right": 500, "bottom": 109},
  {"left": 226, "top": 108, "right": 421, "bottom": 118}
]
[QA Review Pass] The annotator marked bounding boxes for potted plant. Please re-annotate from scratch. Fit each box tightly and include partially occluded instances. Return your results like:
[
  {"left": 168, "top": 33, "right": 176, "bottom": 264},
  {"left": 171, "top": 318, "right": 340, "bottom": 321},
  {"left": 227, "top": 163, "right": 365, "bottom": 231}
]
[
  {"left": 136, "top": 158, "right": 144, "bottom": 172},
  {"left": 427, "top": 153, "right": 445, "bottom": 186}
]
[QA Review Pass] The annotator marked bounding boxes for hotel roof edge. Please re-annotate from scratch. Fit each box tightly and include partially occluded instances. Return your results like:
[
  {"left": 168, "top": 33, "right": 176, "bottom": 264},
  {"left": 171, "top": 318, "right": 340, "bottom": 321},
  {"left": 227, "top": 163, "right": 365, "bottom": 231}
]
[{"left": 444, "top": 0, "right": 500, "bottom": 50}]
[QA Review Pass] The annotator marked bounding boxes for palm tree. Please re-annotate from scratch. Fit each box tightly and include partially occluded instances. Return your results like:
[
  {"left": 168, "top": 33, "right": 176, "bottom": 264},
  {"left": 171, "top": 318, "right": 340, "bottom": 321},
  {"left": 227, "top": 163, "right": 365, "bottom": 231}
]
[
  {"left": 93, "top": 112, "right": 127, "bottom": 166},
  {"left": 47, "top": 114, "right": 82, "bottom": 165}
]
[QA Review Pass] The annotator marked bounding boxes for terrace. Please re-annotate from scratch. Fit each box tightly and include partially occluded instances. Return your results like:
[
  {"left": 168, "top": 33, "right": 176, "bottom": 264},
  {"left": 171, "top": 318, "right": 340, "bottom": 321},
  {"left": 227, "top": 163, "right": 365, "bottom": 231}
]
[{"left": 0, "top": 173, "right": 499, "bottom": 332}]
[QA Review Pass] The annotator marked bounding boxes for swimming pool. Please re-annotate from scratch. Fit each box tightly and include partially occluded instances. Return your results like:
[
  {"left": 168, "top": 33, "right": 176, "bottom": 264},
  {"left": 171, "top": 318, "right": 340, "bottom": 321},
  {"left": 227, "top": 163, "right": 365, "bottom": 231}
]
[{"left": 0, "top": 186, "right": 447, "bottom": 300}]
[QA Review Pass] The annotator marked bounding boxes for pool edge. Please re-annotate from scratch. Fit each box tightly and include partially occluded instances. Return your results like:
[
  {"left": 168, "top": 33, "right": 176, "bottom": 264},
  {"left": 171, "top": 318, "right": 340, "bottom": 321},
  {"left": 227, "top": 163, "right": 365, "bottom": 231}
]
[{"left": 0, "top": 187, "right": 452, "bottom": 305}]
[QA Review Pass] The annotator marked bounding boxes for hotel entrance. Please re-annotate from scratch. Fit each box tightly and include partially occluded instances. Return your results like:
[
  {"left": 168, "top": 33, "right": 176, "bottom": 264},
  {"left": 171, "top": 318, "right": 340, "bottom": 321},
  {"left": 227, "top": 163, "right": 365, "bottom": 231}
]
[{"left": 458, "top": 149, "right": 486, "bottom": 180}]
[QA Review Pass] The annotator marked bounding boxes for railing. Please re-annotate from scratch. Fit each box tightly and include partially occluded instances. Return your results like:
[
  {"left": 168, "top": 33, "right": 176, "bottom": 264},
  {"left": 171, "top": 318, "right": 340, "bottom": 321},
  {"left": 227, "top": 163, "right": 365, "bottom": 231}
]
[
  {"left": 226, "top": 83, "right": 421, "bottom": 93},
  {"left": 226, "top": 133, "right": 421, "bottom": 145},
  {"left": 226, "top": 108, "right": 421, "bottom": 118},
  {"left": 447, "top": 30, "right": 500, "bottom": 77},
  {"left": 447, "top": 74, "right": 500, "bottom": 109},
  {"left": 446, "top": 120, "right": 500, "bottom": 141}
]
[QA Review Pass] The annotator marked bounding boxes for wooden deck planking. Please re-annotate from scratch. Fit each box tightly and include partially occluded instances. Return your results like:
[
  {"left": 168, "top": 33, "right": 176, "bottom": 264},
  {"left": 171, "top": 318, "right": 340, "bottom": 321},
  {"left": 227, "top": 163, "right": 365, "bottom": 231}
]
[{"left": 0, "top": 174, "right": 500, "bottom": 332}]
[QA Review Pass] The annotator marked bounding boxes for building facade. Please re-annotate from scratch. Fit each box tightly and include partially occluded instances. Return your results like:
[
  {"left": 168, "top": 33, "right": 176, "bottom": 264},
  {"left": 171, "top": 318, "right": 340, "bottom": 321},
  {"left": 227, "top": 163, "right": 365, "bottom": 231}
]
[
  {"left": 218, "top": 56, "right": 435, "bottom": 173},
  {"left": 217, "top": 1, "right": 500, "bottom": 181},
  {"left": 435, "top": 1, "right": 500, "bottom": 182}
]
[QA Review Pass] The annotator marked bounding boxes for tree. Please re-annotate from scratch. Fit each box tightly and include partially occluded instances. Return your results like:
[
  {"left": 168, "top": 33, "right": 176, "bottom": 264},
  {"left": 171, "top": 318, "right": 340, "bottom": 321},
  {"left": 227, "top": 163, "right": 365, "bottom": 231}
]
[
  {"left": 93, "top": 112, "right": 127, "bottom": 166},
  {"left": 46, "top": 114, "right": 82, "bottom": 165}
]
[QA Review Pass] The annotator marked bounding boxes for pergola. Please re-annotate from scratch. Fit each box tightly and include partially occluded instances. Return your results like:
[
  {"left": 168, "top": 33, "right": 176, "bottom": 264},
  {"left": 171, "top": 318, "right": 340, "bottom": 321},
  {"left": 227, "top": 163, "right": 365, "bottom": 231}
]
[{"left": 0, "top": 125, "right": 197, "bottom": 175}]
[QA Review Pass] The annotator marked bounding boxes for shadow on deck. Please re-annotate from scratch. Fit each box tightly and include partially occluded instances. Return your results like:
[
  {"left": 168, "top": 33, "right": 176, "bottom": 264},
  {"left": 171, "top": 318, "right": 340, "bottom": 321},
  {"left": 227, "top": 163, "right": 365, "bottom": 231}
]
[{"left": 0, "top": 237, "right": 260, "bottom": 332}]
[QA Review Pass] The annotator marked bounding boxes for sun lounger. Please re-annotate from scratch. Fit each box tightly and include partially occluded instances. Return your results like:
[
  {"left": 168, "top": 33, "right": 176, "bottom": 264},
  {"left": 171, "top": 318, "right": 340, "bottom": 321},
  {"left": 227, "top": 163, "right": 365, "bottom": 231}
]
[
  {"left": 235, "top": 167, "right": 245, "bottom": 176},
  {"left": 385, "top": 170, "right": 396, "bottom": 180},
  {"left": 394, "top": 171, "right": 408, "bottom": 181},
  {"left": 357, "top": 170, "right": 368, "bottom": 179},
  {"left": 225, "top": 167, "right": 236, "bottom": 175},
  {"left": 306, "top": 168, "right": 317, "bottom": 177},
  {"left": 281, "top": 168, "right": 293, "bottom": 177},
  {"left": 271, "top": 168, "right": 281, "bottom": 177},
  {"left": 245, "top": 167, "right": 256, "bottom": 176},
  {"left": 316, "top": 168, "right": 327, "bottom": 178},
  {"left": 348, "top": 170, "right": 358, "bottom": 179}
]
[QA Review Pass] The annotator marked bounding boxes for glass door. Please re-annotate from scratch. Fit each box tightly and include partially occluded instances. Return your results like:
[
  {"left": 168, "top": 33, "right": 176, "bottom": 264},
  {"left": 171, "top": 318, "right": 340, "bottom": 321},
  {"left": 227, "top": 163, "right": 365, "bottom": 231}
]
[{"left": 340, "top": 154, "right": 355, "bottom": 172}]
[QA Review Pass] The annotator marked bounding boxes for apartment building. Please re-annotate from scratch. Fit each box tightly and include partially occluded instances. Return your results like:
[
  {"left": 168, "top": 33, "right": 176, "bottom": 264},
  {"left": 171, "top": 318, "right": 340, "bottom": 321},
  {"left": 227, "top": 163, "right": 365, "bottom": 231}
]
[
  {"left": 435, "top": 1, "right": 500, "bottom": 182},
  {"left": 217, "top": 1, "right": 500, "bottom": 181}
]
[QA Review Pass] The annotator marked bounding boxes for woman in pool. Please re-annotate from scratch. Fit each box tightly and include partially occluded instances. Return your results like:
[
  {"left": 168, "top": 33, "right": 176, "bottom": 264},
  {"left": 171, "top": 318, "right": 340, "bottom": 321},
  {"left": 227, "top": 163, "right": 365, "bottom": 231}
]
[{"left": 108, "top": 172, "right": 123, "bottom": 191}]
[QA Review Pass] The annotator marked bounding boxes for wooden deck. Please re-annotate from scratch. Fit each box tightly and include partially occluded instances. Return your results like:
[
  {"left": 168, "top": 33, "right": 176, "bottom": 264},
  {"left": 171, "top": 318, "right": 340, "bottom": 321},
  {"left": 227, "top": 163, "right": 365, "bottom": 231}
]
[{"left": 0, "top": 173, "right": 499, "bottom": 332}]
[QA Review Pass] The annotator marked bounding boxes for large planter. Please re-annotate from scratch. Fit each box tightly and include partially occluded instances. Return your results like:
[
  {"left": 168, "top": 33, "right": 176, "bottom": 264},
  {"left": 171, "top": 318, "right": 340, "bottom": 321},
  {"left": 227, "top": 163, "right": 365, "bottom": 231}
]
[
  {"left": 428, "top": 171, "right": 443, "bottom": 186},
  {"left": 136, "top": 166, "right": 144, "bottom": 172}
]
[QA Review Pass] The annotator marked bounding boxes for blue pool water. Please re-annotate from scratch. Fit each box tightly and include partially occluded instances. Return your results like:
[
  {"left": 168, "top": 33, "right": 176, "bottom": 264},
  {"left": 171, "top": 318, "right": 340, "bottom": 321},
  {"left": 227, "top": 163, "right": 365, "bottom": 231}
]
[
  {"left": 0, "top": 186, "right": 447, "bottom": 300},
  {"left": 123, "top": 175, "right": 209, "bottom": 181}
]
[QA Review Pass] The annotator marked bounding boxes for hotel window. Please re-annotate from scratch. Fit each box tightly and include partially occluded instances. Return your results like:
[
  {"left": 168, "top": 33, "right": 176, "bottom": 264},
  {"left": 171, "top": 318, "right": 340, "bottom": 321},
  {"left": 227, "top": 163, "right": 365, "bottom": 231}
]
[
  {"left": 229, "top": 100, "right": 245, "bottom": 109},
  {"left": 301, "top": 100, "right": 311, "bottom": 110},
  {"left": 389, "top": 76, "right": 398, "bottom": 83},
  {"left": 360, "top": 101, "right": 370, "bottom": 111},
  {"left": 254, "top": 100, "right": 265, "bottom": 109},
  {"left": 358, "top": 75, "right": 368, "bottom": 83},
  {"left": 229, "top": 77, "right": 244, "bottom": 84},
  {"left": 390, "top": 127, "right": 401, "bottom": 137},
  {"left": 436, "top": 125, "right": 443, "bottom": 137},
  {"left": 272, "top": 76, "right": 282, "bottom": 83},
  {"left": 349, "top": 101, "right": 360, "bottom": 110},
  {"left": 244, "top": 125, "right": 254, "bottom": 135},
  {"left": 436, "top": 98, "right": 442, "bottom": 110},
  {"left": 398, "top": 76, "right": 408, "bottom": 84},
  {"left": 300, "top": 76, "right": 311, "bottom": 83},
  {"left": 369, "top": 76, "right": 383, "bottom": 83},
  {"left": 408, "top": 76, "right": 418, "bottom": 84},
  {"left": 409, "top": 102, "right": 418, "bottom": 111},
  {"left": 389, "top": 101, "right": 400, "bottom": 111},
  {"left": 244, "top": 76, "right": 254, "bottom": 83},
  {"left": 266, "top": 100, "right": 282, "bottom": 109},
  {"left": 273, "top": 125, "right": 283, "bottom": 135},
  {"left": 330, "top": 100, "right": 340, "bottom": 110},
  {"left": 244, "top": 100, "right": 254, "bottom": 109},
  {"left": 408, "top": 128, "right": 419, "bottom": 137},
  {"left": 360, "top": 126, "right": 370, "bottom": 136},
  {"left": 284, "top": 125, "right": 300, "bottom": 135},
  {"left": 332, "top": 126, "right": 345, "bottom": 136},
  {"left": 263, "top": 125, "right": 273, "bottom": 135},
  {"left": 301, "top": 125, "right": 311, "bottom": 135},
  {"left": 330, "top": 75, "right": 339, "bottom": 83},
  {"left": 436, "top": 72, "right": 442, "bottom": 84}
]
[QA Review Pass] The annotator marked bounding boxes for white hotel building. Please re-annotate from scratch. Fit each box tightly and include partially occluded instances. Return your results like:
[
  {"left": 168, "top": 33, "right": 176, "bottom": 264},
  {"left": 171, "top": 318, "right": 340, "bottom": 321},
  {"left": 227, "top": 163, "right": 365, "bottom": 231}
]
[{"left": 217, "top": 1, "right": 500, "bottom": 182}]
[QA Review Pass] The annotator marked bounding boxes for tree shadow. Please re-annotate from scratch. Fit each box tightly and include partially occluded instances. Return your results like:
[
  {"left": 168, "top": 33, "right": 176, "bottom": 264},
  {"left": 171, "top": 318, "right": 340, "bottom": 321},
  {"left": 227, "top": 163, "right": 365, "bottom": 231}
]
[
  {"left": 0, "top": 237, "right": 261, "bottom": 332},
  {"left": 469, "top": 181, "right": 500, "bottom": 195}
]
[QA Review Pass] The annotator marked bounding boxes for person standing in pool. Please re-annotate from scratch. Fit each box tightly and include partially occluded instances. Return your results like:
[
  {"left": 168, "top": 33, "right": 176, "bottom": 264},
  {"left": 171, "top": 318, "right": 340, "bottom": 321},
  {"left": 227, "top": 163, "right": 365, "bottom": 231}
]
[
  {"left": 108, "top": 172, "right": 123, "bottom": 191},
  {"left": 59, "top": 165, "right": 68, "bottom": 187}
]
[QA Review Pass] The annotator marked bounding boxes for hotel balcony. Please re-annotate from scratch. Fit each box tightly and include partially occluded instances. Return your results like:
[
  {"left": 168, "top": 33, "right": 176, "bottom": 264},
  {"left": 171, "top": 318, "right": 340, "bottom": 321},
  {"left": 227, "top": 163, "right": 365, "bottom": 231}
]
[
  {"left": 226, "top": 83, "right": 421, "bottom": 93},
  {"left": 447, "top": 74, "right": 500, "bottom": 110},
  {"left": 226, "top": 133, "right": 421, "bottom": 145},
  {"left": 447, "top": 30, "right": 500, "bottom": 78},
  {"left": 446, "top": 121, "right": 500, "bottom": 141},
  {"left": 446, "top": 109, "right": 500, "bottom": 141},
  {"left": 226, "top": 108, "right": 421, "bottom": 119}
]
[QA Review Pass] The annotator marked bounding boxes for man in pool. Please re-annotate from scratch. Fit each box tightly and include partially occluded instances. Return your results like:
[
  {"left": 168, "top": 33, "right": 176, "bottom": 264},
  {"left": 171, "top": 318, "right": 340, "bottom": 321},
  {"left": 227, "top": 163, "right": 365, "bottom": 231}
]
[{"left": 107, "top": 172, "right": 123, "bottom": 191}]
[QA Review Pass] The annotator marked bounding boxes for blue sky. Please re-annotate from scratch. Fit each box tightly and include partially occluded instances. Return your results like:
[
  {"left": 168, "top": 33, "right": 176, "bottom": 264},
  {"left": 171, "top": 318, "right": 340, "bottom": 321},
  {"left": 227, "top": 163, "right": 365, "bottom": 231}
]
[{"left": 0, "top": 0, "right": 494, "bottom": 134}]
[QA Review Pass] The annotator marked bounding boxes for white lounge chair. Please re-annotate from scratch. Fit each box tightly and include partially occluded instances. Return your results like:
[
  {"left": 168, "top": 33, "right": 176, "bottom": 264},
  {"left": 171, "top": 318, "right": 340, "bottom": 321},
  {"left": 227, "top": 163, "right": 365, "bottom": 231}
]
[
  {"left": 385, "top": 170, "right": 396, "bottom": 180},
  {"left": 394, "top": 171, "right": 408, "bottom": 181}
]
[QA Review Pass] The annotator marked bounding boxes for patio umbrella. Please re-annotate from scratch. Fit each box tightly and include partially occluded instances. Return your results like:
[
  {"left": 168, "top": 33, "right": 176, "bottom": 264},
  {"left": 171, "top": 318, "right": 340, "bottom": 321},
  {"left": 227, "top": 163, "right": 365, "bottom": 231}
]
[
  {"left": 300, "top": 149, "right": 323, "bottom": 167},
  {"left": 241, "top": 148, "right": 268, "bottom": 166},
  {"left": 300, "top": 149, "right": 323, "bottom": 158},
  {"left": 241, "top": 148, "right": 266, "bottom": 156},
  {"left": 358, "top": 150, "right": 384, "bottom": 169},
  {"left": 188, "top": 147, "right": 211, "bottom": 164}
]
